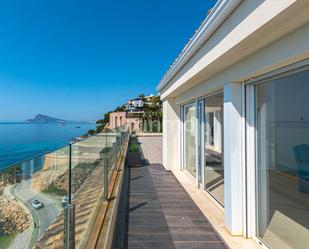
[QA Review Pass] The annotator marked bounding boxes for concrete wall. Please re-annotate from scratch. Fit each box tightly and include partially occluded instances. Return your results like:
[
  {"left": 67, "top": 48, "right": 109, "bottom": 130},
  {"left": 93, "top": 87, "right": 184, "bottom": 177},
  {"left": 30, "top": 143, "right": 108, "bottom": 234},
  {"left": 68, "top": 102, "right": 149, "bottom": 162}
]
[
  {"left": 109, "top": 112, "right": 126, "bottom": 129},
  {"left": 126, "top": 117, "right": 142, "bottom": 133},
  {"left": 109, "top": 112, "right": 142, "bottom": 133}
]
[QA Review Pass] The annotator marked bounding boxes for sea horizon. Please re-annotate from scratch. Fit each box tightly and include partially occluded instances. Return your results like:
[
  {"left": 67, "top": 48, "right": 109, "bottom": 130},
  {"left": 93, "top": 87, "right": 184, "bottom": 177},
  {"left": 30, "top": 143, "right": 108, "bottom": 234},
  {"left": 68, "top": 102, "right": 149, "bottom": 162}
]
[
  {"left": 0, "top": 123, "right": 96, "bottom": 171},
  {"left": 0, "top": 121, "right": 96, "bottom": 124}
]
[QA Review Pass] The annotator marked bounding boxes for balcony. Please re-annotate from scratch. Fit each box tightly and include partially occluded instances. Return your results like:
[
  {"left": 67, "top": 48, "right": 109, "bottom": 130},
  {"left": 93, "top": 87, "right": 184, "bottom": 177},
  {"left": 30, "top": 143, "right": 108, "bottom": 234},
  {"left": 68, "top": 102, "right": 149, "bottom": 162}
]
[
  {"left": 112, "top": 135, "right": 228, "bottom": 249},
  {"left": 0, "top": 132, "right": 233, "bottom": 249}
]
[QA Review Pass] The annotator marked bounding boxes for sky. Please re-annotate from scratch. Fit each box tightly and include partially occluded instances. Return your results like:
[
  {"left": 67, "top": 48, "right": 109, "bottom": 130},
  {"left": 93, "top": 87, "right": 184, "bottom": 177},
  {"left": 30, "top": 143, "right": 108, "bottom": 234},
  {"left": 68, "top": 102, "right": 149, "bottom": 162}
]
[{"left": 0, "top": 0, "right": 216, "bottom": 122}]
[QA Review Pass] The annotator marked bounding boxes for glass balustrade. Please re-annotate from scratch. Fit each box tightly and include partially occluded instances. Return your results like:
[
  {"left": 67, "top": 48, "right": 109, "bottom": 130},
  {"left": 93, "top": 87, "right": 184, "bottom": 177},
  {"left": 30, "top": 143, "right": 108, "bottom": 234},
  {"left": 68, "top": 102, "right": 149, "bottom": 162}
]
[{"left": 0, "top": 127, "right": 129, "bottom": 249}]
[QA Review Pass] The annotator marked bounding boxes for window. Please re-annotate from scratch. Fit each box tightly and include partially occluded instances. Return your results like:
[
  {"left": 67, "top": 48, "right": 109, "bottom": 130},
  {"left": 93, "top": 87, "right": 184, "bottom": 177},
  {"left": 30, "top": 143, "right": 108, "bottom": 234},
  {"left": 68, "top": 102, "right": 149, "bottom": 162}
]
[
  {"left": 182, "top": 93, "right": 224, "bottom": 205},
  {"left": 255, "top": 69, "right": 309, "bottom": 249},
  {"left": 184, "top": 103, "right": 196, "bottom": 177},
  {"left": 204, "top": 92, "right": 224, "bottom": 205}
]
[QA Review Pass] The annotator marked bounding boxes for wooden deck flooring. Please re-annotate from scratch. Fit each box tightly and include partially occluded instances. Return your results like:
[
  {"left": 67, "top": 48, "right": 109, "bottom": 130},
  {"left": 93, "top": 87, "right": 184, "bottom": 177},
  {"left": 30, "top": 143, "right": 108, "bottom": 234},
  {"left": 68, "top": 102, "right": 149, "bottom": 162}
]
[
  {"left": 112, "top": 163, "right": 228, "bottom": 249},
  {"left": 112, "top": 135, "right": 228, "bottom": 249}
]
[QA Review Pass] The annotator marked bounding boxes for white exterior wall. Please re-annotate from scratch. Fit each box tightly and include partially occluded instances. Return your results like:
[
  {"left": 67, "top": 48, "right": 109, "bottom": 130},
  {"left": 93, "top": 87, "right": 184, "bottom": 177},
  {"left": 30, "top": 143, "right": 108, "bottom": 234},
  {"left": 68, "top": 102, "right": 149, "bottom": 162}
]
[
  {"left": 158, "top": 0, "right": 309, "bottom": 243},
  {"left": 160, "top": 0, "right": 309, "bottom": 99},
  {"left": 174, "top": 21, "right": 309, "bottom": 104}
]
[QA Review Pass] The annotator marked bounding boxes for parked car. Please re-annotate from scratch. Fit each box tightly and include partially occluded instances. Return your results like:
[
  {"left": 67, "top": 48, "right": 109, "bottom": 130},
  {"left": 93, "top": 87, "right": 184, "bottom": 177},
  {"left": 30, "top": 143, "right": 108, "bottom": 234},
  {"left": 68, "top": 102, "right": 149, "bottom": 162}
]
[
  {"left": 61, "top": 194, "right": 73, "bottom": 208},
  {"left": 32, "top": 199, "right": 44, "bottom": 209}
]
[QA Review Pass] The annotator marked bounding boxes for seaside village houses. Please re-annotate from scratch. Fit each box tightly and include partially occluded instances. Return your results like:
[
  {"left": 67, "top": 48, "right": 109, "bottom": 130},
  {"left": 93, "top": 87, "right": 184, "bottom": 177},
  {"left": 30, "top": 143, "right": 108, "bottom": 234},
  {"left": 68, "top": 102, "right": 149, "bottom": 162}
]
[
  {"left": 108, "top": 95, "right": 161, "bottom": 133},
  {"left": 157, "top": 1, "right": 309, "bottom": 249}
]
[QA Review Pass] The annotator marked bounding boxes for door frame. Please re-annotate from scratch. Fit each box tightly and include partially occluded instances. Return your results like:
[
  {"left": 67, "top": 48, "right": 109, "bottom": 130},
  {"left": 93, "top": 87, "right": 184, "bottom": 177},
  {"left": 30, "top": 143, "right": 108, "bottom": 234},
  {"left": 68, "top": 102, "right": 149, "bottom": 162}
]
[
  {"left": 182, "top": 101, "right": 198, "bottom": 179},
  {"left": 245, "top": 59, "right": 309, "bottom": 248},
  {"left": 197, "top": 98, "right": 205, "bottom": 188}
]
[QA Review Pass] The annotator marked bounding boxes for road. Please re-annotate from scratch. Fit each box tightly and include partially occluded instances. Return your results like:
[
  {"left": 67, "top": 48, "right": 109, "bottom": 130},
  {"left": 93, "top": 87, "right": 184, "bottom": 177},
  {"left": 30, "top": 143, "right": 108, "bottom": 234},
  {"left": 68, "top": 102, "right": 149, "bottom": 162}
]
[{"left": 14, "top": 180, "right": 60, "bottom": 240}]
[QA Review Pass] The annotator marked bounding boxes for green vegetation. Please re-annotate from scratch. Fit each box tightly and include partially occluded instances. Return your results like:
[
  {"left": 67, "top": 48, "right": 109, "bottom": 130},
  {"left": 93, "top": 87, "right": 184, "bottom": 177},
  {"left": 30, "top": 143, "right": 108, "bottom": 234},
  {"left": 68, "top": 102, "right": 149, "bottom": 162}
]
[
  {"left": 88, "top": 94, "right": 162, "bottom": 135},
  {"left": 142, "top": 95, "right": 162, "bottom": 133},
  {"left": 0, "top": 234, "right": 16, "bottom": 249},
  {"left": 95, "top": 111, "right": 111, "bottom": 133},
  {"left": 0, "top": 166, "right": 22, "bottom": 184},
  {"left": 42, "top": 182, "right": 67, "bottom": 196},
  {"left": 94, "top": 104, "right": 126, "bottom": 134},
  {"left": 101, "top": 147, "right": 112, "bottom": 153},
  {"left": 143, "top": 120, "right": 162, "bottom": 133},
  {"left": 129, "top": 143, "right": 139, "bottom": 153},
  {"left": 87, "top": 129, "right": 96, "bottom": 135}
]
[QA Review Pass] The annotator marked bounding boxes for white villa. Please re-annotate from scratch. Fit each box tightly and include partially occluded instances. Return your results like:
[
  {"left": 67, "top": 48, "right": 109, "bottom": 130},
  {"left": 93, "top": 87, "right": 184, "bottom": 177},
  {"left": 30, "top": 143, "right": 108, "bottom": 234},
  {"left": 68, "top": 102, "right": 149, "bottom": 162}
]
[{"left": 157, "top": 1, "right": 309, "bottom": 249}]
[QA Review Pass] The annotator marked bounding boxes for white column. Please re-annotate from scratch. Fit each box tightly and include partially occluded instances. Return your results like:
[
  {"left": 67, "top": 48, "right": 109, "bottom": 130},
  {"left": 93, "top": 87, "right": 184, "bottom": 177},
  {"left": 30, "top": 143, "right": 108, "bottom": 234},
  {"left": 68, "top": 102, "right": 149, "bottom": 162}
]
[
  {"left": 162, "top": 98, "right": 180, "bottom": 171},
  {"left": 224, "top": 82, "right": 243, "bottom": 235}
]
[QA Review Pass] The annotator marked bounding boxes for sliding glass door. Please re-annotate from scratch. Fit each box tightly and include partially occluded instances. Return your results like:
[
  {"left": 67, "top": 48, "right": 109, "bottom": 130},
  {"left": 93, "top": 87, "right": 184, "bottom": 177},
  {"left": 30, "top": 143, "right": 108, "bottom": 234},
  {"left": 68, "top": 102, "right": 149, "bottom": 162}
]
[
  {"left": 182, "top": 93, "right": 224, "bottom": 206},
  {"left": 255, "top": 68, "right": 309, "bottom": 249},
  {"left": 184, "top": 103, "right": 197, "bottom": 178},
  {"left": 204, "top": 93, "right": 224, "bottom": 205}
]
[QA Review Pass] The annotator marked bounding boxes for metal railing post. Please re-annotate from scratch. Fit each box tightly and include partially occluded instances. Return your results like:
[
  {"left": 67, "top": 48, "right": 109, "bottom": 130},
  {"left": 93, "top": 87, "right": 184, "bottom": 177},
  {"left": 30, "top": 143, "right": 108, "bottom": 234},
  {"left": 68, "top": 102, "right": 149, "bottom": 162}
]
[
  {"left": 64, "top": 143, "right": 75, "bottom": 249},
  {"left": 69, "top": 143, "right": 72, "bottom": 204},
  {"left": 103, "top": 155, "right": 109, "bottom": 200},
  {"left": 64, "top": 205, "right": 69, "bottom": 249},
  {"left": 64, "top": 204, "right": 76, "bottom": 249},
  {"left": 70, "top": 205, "right": 75, "bottom": 249}
]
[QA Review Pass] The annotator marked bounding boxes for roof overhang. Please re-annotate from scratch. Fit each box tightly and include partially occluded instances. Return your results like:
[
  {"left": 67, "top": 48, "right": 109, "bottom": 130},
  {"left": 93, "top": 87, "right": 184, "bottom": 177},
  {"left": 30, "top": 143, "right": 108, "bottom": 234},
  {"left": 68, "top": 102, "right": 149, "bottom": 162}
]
[{"left": 156, "top": 0, "right": 242, "bottom": 92}]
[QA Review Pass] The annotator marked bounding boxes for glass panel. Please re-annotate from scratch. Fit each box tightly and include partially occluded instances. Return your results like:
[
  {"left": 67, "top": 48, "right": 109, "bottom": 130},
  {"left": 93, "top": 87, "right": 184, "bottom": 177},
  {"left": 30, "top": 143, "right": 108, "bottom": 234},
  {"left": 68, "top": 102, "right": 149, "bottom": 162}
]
[
  {"left": 71, "top": 133, "right": 109, "bottom": 248},
  {"left": 184, "top": 103, "right": 196, "bottom": 177},
  {"left": 0, "top": 127, "right": 130, "bottom": 249},
  {"left": 204, "top": 92, "right": 224, "bottom": 205},
  {"left": 0, "top": 146, "right": 69, "bottom": 248},
  {"left": 256, "top": 69, "right": 309, "bottom": 249},
  {"left": 34, "top": 147, "right": 69, "bottom": 248}
]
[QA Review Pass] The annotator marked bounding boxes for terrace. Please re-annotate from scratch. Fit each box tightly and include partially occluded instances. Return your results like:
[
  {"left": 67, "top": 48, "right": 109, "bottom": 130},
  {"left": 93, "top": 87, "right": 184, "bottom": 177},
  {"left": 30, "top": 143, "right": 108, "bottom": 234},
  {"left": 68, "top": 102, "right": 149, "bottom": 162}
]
[
  {"left": 0, "top": 131, "right": 235, "bottom": 249},
  {"left": 112, "top": 135, "right": 228, "bottom": 249}
]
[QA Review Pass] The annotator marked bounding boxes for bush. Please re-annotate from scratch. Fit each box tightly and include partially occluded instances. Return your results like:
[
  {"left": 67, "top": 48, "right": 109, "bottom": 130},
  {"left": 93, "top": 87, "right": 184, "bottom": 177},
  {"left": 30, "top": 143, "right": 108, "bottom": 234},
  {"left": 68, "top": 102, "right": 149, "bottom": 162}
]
[
  {"left": 129, "top": 144, "right": 139, "bottom": 153},
  {"left": 42, "top": 183, "right": 67, "bottom": 196},
  {"left": 87, "top": 129, "right": 96, "bottom": 135}
]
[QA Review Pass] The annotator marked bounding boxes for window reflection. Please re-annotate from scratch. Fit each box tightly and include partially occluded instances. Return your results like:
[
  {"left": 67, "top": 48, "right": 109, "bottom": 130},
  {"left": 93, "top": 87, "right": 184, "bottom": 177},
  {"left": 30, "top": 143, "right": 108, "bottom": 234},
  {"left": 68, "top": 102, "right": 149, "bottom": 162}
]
[
  {"left": 184, "top": 103, "right": 196, "bottom": 177},
  {"left": 204, "top": 93, "right": 224, "bottom": 205},
  {"left": 256, "top": 69, "right": 309, "bottom": 249}
]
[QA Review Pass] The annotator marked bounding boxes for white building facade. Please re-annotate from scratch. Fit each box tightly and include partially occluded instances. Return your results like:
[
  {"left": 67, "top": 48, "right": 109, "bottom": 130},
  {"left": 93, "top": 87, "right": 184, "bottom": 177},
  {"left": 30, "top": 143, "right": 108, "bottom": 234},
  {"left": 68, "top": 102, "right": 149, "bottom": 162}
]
[{"left": 157, "top": 1, "right": 309, "bottom": 249}]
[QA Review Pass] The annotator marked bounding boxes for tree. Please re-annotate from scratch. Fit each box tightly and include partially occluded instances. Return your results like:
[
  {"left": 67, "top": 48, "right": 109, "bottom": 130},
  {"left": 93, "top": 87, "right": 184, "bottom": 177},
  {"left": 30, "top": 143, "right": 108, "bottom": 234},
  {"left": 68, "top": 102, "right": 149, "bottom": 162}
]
[
  {"left": 88, "top": 94, "right": 162, "bottom": 135},
  {"left": 87, "top": 129, "right": 96, "bottom": 135},
  {"left": 138, "top": 93, "right": 145, "bottom": 99},
  {"left": 142, "top": 95, "right": 162, "bottom": 132},
  {"left": 115, "top": 104, "right": 126, "bottom": 112}
]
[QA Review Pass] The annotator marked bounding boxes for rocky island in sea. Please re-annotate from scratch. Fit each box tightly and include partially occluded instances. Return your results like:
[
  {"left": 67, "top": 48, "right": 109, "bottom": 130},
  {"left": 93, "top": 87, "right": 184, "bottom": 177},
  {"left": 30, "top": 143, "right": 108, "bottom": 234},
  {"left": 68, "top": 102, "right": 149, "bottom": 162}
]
[
  {"left": 25, "top": 114, "right": 92, "bottom": 124},
  {"left": 25, "top": 114, "right": 65, "bottom": 124}
]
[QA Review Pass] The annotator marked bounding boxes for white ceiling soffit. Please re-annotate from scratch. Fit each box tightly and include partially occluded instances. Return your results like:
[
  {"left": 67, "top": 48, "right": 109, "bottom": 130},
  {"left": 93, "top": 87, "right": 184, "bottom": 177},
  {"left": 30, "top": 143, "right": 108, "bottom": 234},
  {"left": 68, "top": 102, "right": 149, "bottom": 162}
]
[{"left": 157, "top": 0, "right": 242, "bottom": 92}]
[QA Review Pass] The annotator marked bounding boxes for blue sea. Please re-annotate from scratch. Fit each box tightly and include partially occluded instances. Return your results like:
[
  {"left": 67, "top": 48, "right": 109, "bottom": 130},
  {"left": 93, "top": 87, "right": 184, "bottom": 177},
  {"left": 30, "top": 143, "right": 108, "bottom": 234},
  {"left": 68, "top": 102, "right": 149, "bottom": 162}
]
[{"left": 0, "top": 123, "right": 96, "bottom": 171}]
